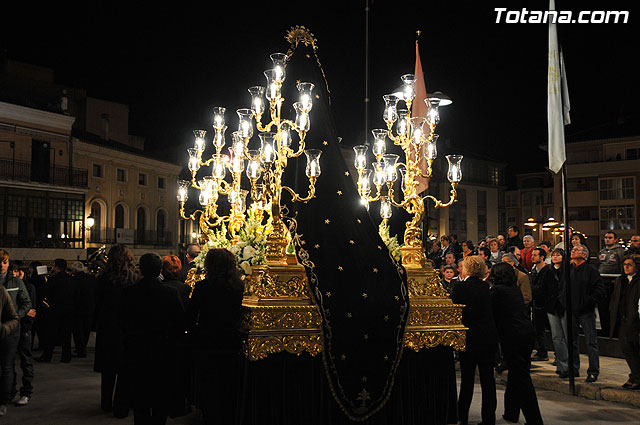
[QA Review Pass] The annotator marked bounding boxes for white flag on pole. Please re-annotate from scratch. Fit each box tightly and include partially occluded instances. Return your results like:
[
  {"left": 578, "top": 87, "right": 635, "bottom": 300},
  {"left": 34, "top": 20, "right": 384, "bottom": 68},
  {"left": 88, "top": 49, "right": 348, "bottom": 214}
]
[{"left": 548, "top": 0, "right": 569, "bottom": 173}]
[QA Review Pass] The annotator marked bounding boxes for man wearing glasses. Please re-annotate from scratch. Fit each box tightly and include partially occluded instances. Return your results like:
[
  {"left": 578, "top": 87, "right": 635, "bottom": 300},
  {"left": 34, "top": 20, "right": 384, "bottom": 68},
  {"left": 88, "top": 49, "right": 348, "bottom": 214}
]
[{"left": 598, "top": 232, "right": 626, "bottom": 336}]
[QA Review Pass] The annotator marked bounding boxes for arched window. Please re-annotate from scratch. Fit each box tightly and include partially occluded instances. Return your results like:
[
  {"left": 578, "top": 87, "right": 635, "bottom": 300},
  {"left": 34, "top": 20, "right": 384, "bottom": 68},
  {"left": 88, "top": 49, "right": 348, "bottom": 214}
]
[
  {"left": 157, "top": 210, "right": 166, "bottom": 240},
  {"left": 90, "top": 202, "right": 101, "bottom": 242},
  {"left": 115, "top": 204, "right": 125, "bottom": 229},
  {"left": 137, "top": 207, "right": 146, "bottom": 244}
]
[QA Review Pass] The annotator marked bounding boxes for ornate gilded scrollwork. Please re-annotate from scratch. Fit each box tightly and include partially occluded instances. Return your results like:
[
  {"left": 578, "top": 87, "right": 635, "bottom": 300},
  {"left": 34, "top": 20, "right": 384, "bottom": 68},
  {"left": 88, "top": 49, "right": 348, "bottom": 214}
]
[
  {"left": 242, "top": 306, "right": 322, "bottom": 330},
  {"left": 244, "top": 334, "right": 323, "bottom": 361},
  {"left": 244, "top": 265, "right": 311, "bottom": 299},
  {"left": 404, "top": 330, "right": 466, "bottom": 352}
]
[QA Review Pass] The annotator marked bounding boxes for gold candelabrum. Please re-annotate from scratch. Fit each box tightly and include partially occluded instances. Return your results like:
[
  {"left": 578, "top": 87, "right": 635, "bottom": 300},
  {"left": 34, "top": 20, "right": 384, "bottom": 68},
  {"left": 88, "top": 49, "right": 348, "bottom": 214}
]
[
  {"left": 354, "top": 73, "right": 466, "bottom": 352},
  {"left": 176, "top": 52, "right": 323, "bottom": 361}
]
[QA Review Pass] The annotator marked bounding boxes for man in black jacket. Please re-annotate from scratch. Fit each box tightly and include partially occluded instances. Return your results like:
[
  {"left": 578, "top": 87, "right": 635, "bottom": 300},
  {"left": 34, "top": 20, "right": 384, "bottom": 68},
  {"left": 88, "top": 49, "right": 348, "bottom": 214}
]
[
  {"left": 504, "top": 225, "right": 524, "bottom": 251},
  {"left": 567, "top": 245, "right": 606, "bottom": 383},
  {"left": 179, "top": 244, "right": 201, "bottom": 282},
  {"left": 70, "top": 262, "right": 96, "bottom": 358},
  {"left": 37, "top": 259, "right": 76, "bottom": 363}
]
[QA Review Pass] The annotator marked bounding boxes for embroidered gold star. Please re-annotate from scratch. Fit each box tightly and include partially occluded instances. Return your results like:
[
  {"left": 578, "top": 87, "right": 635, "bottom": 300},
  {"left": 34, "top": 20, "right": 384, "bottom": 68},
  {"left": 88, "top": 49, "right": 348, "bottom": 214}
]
[
  {"left": 314, "top": 244, "right": 320, "bottom": 249},
  {"left": 362, "top": 293, "right": 368, "bottom": 299},
  {"left": 394, "top": 295, "right": 400, "bottom": 301},
  {"left": 357, "top": 219, "right": 361, "bottom": 224},
  {"left": 344, "top": 171, "right": 350, "bottom": 176},
  {"left": 383, "top": 355, "right": 389, "bottom": 361},
  {"left": 377, "top": 245, "right": 382, "bottom": 250},
  {"left": 346, "top": 312, "right": 352, "bottom": 319},
  {"left": 300, "top": 240, "right": 306, "bottom": 245},
  {"left": 383, "top": 315, "right": 389, "bottom": 321},
  {"left": 324, "top": 219, "right": 331, "bottom": 224},
  {"left": 323, "top": 141, "right": 328, "bottom": 146},
  {"left": 341, "top": 354, "right": 347, "bottom": 360},
  {"left": 325, "top": 292, "right": 332, "bottom": 297},
  {"left": 296, "top": 79, "right": 301, "bottom": 84},
  {"left": 315, "top": 94, "right": 320, "bottom": 99},
  {"left": 363, "top": 334, "right": 369, "bottom": 340},
  {"left": 338, "top": 266, "right": 343, "bottom": 271},
  {"left": 373, "top": 268, "right": 379, "bottom": 273},
  {"left": 361, "top": 376, "right": 368, "bottom": 382},
  {"left": 349, "top": 240, "right": 355, "bottom": 245},
  {"left": 337, "top": 190, "right": 342, "bottom": 196}
]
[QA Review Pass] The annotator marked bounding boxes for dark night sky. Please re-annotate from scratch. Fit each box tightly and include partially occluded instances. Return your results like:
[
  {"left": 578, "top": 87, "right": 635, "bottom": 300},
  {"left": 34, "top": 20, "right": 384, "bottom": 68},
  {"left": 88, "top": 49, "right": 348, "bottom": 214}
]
[{"left": 2, "top": 1, "right": 639, "bottom": 184}]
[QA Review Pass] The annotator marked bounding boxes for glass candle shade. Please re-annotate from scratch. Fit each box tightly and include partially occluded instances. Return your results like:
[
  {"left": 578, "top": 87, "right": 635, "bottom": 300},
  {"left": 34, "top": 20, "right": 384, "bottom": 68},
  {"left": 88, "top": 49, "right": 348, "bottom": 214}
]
[
  {"left": 177, "top": 180, "right": 189, "bottom": 202},
  {"left": 396, "top": 109, "right": 409, "bottom": 136},
  {"left": 193, "top": 130, "right": 206, "bottom": 153},
  {"left": 297, "top": 82, "right": 315, "bottom": 112},
  {"left": 382, "top": 154, "right": 399, "bottom": 182},
  {"left": 187, "top": 148, "right": 200, "bottom": 172},
  {"left": 353, "top": 145, "right": 368, "bottom": 170},
  {"left": 212, "top": 107, "right": 226, "bottom": 130},
  {"left": 248, "top": 86, "right": 266, "bottom": 116},
  {"left": 211, "top": 154, "right": 226, "bottom": 180},
  {"left": 373, "top": 164, "right": 387, "bottom": 186},
  {"left": 400, "top": 74, "right": 416, "bottom": 103},
  {"left": 212, "top": 125, "right": 226, "bottom": 150},
  {"left": 229, "top": 189, "right": 249, "bottom": 213},
  {"left": 229, "top": 147, "right": 244, "bottom": 173},
  {"left": 259, "top": 132, "right": 277, "bottom": 163},
  {"left": 383, "top": 94, "right": 399, "bottom": 123},
  {"left": 400, "top": 168, "right": 408, "bottom": 193},
  {"left": 279, "top": 122, "right": 292, "bottom": 148},
  {"left": 270, "top": 53, "right": 288, "bottom": 83},
  {"left": 252, "top": 184, "right": 265, "bottom": 209},
  {"left": 294, "top": 102, "right": 310, "bottom": 131},
  {"left": 427, "top": 98, "right": 440, "bottom": 125},
  {"left": 358, "top": 169, "right": 372, "bottom": 195},
  {"left": 237, "top": 108, "right": 255, "bottom": 139},
  {"left": 380, "top": 197, "right": 393, "bottom": 219},
  {"left": 246, "top": 150, "right": 262, "bottom": 179},
  {"left": 232, "top": 131, "right": 245, "bottom": 157},
  {"left": 426, "top": 134, "right": 439, "bottom": 160},
  {"left": 371, "top": 129, "right": 387, "bottom": 156},
  {"left": 263, "top": 69, "right": 280, "bottom": 101},
  {"left": 198, "top": 177, "right": 214, "bottom": 206},
  {"left": 305, "top": 149, "right": 322, "bottom": 178},
  {"left": 446, "top": 154, "right": 463, "bottom": 183},
  {"left": 409, "top": 117, "right": 427, "bottom": 145}
]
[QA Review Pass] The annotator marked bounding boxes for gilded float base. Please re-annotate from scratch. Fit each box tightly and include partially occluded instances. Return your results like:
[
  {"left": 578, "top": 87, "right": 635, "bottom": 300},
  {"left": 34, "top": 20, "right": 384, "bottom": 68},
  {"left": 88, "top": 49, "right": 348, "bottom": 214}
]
[
  {"left": 241, "top": 262, "right": 323, "bottom": 361},
  {"left": 402, "top": 259, "right": 467, "bottom": 352}
]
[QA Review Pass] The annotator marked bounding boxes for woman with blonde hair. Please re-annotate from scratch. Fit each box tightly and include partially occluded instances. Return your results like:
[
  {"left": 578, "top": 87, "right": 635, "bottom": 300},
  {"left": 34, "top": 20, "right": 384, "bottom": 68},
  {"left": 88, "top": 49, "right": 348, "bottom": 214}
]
[{"left": 451, "top": 256, "right": 498, "bottom": 425}]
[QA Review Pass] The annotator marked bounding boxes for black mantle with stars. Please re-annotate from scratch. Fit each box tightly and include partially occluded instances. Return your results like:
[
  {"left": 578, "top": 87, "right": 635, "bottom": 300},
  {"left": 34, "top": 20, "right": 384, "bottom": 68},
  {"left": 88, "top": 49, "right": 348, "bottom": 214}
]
[{"left": 278, "top": 28, "right": 410, "bottom": 421}]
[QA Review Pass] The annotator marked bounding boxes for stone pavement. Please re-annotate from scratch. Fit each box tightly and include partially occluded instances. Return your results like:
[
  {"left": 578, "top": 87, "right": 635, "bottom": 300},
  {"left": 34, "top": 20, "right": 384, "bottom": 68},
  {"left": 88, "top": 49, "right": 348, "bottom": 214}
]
[
  {"left": 2, "top": 341, "right": 639, "bottom": 424},
  {"left": 504, "top": 351, "right": 640, "bottom": 408}
]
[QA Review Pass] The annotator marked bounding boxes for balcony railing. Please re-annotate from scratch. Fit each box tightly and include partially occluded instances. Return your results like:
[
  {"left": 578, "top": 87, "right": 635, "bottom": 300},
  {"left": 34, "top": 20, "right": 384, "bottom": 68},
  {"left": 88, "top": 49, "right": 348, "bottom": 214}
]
[
  {"left": 0, "top": 158, "right": 88, "bottom": 188},
  {"left": 89, "top": 227, "right": 174, "bottom": 247}
]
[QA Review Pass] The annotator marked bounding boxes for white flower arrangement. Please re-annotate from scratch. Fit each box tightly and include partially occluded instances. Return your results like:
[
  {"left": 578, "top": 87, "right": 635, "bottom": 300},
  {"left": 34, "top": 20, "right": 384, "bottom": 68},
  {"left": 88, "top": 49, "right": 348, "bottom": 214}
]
[
  {"left": 192, "top": 207, "right": 271, "bottom": 276},
  {"left": 379, "top": 221, "right": 402, "bottom": 262}
]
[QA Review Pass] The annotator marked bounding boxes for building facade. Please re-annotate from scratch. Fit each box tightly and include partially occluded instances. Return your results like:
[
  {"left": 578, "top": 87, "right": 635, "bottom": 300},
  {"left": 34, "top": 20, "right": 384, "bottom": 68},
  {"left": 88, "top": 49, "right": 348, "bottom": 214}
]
[{"left": 1, "top": 60, "right": 182, "bottom": 263}]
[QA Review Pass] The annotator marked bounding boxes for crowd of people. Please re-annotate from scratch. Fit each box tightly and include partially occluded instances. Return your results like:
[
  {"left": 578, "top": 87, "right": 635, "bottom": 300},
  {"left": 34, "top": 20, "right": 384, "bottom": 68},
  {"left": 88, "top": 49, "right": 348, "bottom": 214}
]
[
  {"left": 0, "top": 243, "right": 244, "bottom": 425},
  {"left": 0, "top": 228, "right": 638, "bottom": 424},
  {"left": 426, "top": 227, "right": 640, "bottom": 425}
]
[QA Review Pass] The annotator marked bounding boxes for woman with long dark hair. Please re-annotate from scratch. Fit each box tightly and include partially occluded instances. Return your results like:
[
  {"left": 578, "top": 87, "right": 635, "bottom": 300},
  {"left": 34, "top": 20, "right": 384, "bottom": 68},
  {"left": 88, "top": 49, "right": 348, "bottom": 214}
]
[
  {"left": 187, "top": 248, "right": 244, "bottom": 425},
  {"left": 94, "top": 244, "right": 137, "bottom": 417},
  {"left": 489, "top": 262, "right": 543, "bottom": 425}
]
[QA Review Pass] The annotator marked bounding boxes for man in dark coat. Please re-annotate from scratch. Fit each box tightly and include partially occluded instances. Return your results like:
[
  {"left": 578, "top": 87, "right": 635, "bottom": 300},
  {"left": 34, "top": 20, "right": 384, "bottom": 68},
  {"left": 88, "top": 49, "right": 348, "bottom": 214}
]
[
  {"left": 565, "top": 245, "right": 606, "bottom": 383},
  {"left": 70, "top": 262, "right": 97, "bottom": 358},
  {"left": 37, "top": 258, "right": 76, "bottom": 363},
  {"left": 179, "top": 244, "right": 201, "bottom": 282},
  {"left": 504, "top": 225, "right": 524, "bottom": 251},
  {"left": 119, "top": 253, "right": 185, "bottom": 424},
  {"left": 609, "top": 255, "right": 640, "bottom": 389},
  {"left": 451, "top": 256, "right": 498, "bottom": 425}
]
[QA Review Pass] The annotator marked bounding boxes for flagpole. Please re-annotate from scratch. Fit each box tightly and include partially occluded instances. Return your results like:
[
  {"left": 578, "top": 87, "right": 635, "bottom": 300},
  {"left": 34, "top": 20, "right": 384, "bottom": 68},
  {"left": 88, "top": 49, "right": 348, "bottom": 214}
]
[{"left": 561, "top": 163, "right": 576, "bottom": 395}]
